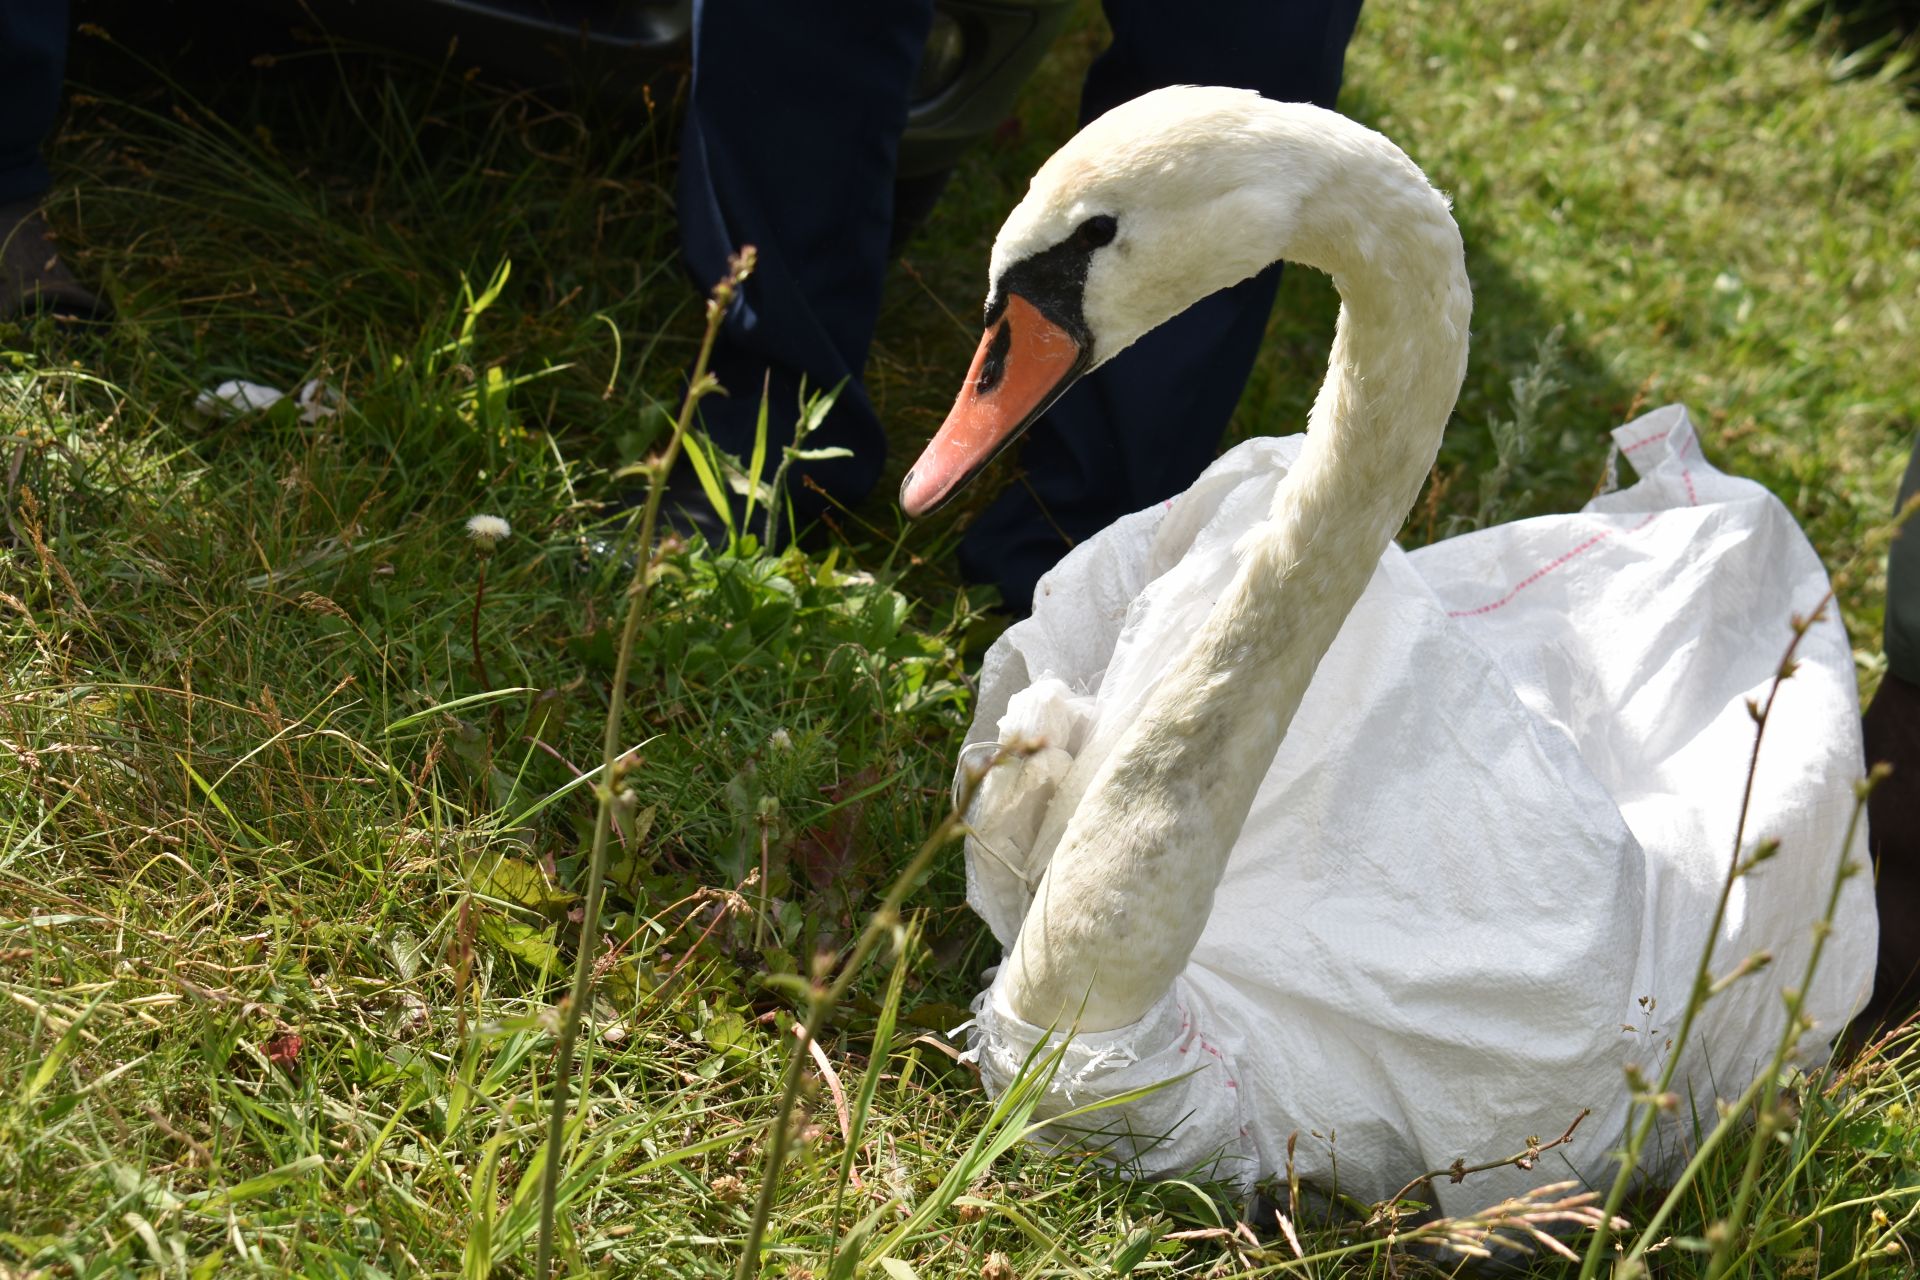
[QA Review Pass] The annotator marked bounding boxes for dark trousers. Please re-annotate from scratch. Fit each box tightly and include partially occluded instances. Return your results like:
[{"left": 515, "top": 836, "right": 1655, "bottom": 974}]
[
  {"left": 1887, "top": 439, "right": 1920, "bottom": 686},
  {"left": 0, "top": 0, "right": 68, "bottom": 205},
  {"left": 1863, "top": 435, "right": 1920, "bottom": 1029},
  {"left": 679, "top": 0, "right": 1364, "bottom": 610}
]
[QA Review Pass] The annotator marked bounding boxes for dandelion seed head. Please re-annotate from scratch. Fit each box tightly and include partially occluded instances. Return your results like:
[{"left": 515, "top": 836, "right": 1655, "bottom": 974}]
[{"left": 466, "top": 514, "right": 511, "bottom": 546}]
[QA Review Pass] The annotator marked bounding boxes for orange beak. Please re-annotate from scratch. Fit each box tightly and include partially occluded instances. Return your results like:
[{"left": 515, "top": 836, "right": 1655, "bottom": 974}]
[{"left": 899, "top": 292, "right": 1089, "bottom": 518}]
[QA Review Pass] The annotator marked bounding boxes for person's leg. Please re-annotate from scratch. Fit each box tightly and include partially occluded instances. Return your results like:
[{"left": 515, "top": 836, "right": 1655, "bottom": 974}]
[
  {"left": 1862, "top": 436, "right": 1920, "bottom": 1029},
  {"left": 1883, "top": 437, "right": 1920, "bottom": 686},
  {"left": 959, "top": 0, "right": 1364, "bottom": 610},
  {"left": 0, "top": 0, "right": 66, "bottom": 207},
  {"left": 676, "top": 0, "right": 933, "bottom": 529},
  {"left": 1, "top": 0, "right": 104, "bottom": 322},
  {"left": 1079, "top": 0, "right": 1362, "bottom": 124}
]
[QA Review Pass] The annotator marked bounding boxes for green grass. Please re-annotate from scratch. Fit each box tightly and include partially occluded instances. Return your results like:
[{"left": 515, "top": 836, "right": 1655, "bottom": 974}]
[{"left": 3, "top": 1, "right": 1917, "bottom": 1276}]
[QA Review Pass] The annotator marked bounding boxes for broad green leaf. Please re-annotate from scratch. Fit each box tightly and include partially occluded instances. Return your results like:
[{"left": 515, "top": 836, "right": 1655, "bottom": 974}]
[
  {"left": 703, "top": 1010, "right": 753, "bottom": 1056},
  {"left": 478, "top": 917, "right": 561, "bottom": 971},
  {"left": 473, "top": 855, "right": 574, "bottom": 911}
]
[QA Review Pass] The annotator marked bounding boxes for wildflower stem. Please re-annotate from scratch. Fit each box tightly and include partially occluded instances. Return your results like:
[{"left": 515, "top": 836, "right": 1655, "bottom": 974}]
[
  {"left": 1382, "top": 1108, "right": 1591, "bottom": 1212},
  {"left": 1705, "top": 769, "right": 1878, "bottom": 1279},
  {"left": 532, "top": 247, "right": 756, "bottom": 1280},
  {"left": 735, "top": 795, "right": 973, "bottom": 1280},
  {"left": 1619, "top": 1066, "right": 1770, "bottom": 1264},
  {"left": 1577, "top": 593, "right": 1832, "bottom": 1279},
  {"left": 470, "top": 560, "right": 491, "bottom": 696}
]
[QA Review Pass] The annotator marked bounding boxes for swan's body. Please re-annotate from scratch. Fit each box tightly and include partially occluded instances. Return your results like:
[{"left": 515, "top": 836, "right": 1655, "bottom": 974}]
[{"left": 903, "top": 88, "right": 1875, "bottom": 1211}]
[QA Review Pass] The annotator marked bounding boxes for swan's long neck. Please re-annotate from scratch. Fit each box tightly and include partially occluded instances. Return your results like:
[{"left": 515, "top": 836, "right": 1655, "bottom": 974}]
[{"left": 1001, "top": 136, "right": 1471, "bottom": 1031}]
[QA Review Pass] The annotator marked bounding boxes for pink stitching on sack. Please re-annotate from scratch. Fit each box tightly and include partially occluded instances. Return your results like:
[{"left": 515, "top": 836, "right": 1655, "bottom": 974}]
[
  {"left": 1195, "top": 1036, "right": 1237, "bottom": 1088},
  {"left": 1620, "top": 425, "right": 1699, "bottom": 505},
  {"left": 1447, "top": 511, "right": 1663, "bottom": 618},
  {"left": 1446, "top": 423, "right": 1698, "bottom": 619},
  {"left": 1447, "top": 531, "right": 1611, "bottom": 617}
]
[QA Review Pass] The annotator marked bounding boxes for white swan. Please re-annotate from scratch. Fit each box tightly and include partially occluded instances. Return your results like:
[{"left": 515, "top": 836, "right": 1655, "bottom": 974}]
[{"left": 900, "top": 87, "right": 1877, "bottom": 1213}]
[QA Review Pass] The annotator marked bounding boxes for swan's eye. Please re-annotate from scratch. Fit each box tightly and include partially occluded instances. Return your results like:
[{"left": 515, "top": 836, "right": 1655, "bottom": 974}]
[{"left": 1075, "top": 214, "right": 1118, "bottom": 249}]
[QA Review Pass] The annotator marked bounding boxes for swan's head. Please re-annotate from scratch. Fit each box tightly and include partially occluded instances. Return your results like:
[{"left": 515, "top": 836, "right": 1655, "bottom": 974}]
[{"left": 900, "top": 87, "right": 1361, "bottom": 518}]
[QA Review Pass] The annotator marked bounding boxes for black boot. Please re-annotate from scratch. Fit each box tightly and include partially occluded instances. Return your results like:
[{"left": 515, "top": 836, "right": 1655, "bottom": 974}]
[{"left": 1, "top": 199, "right": 109, "bottom": 323}]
